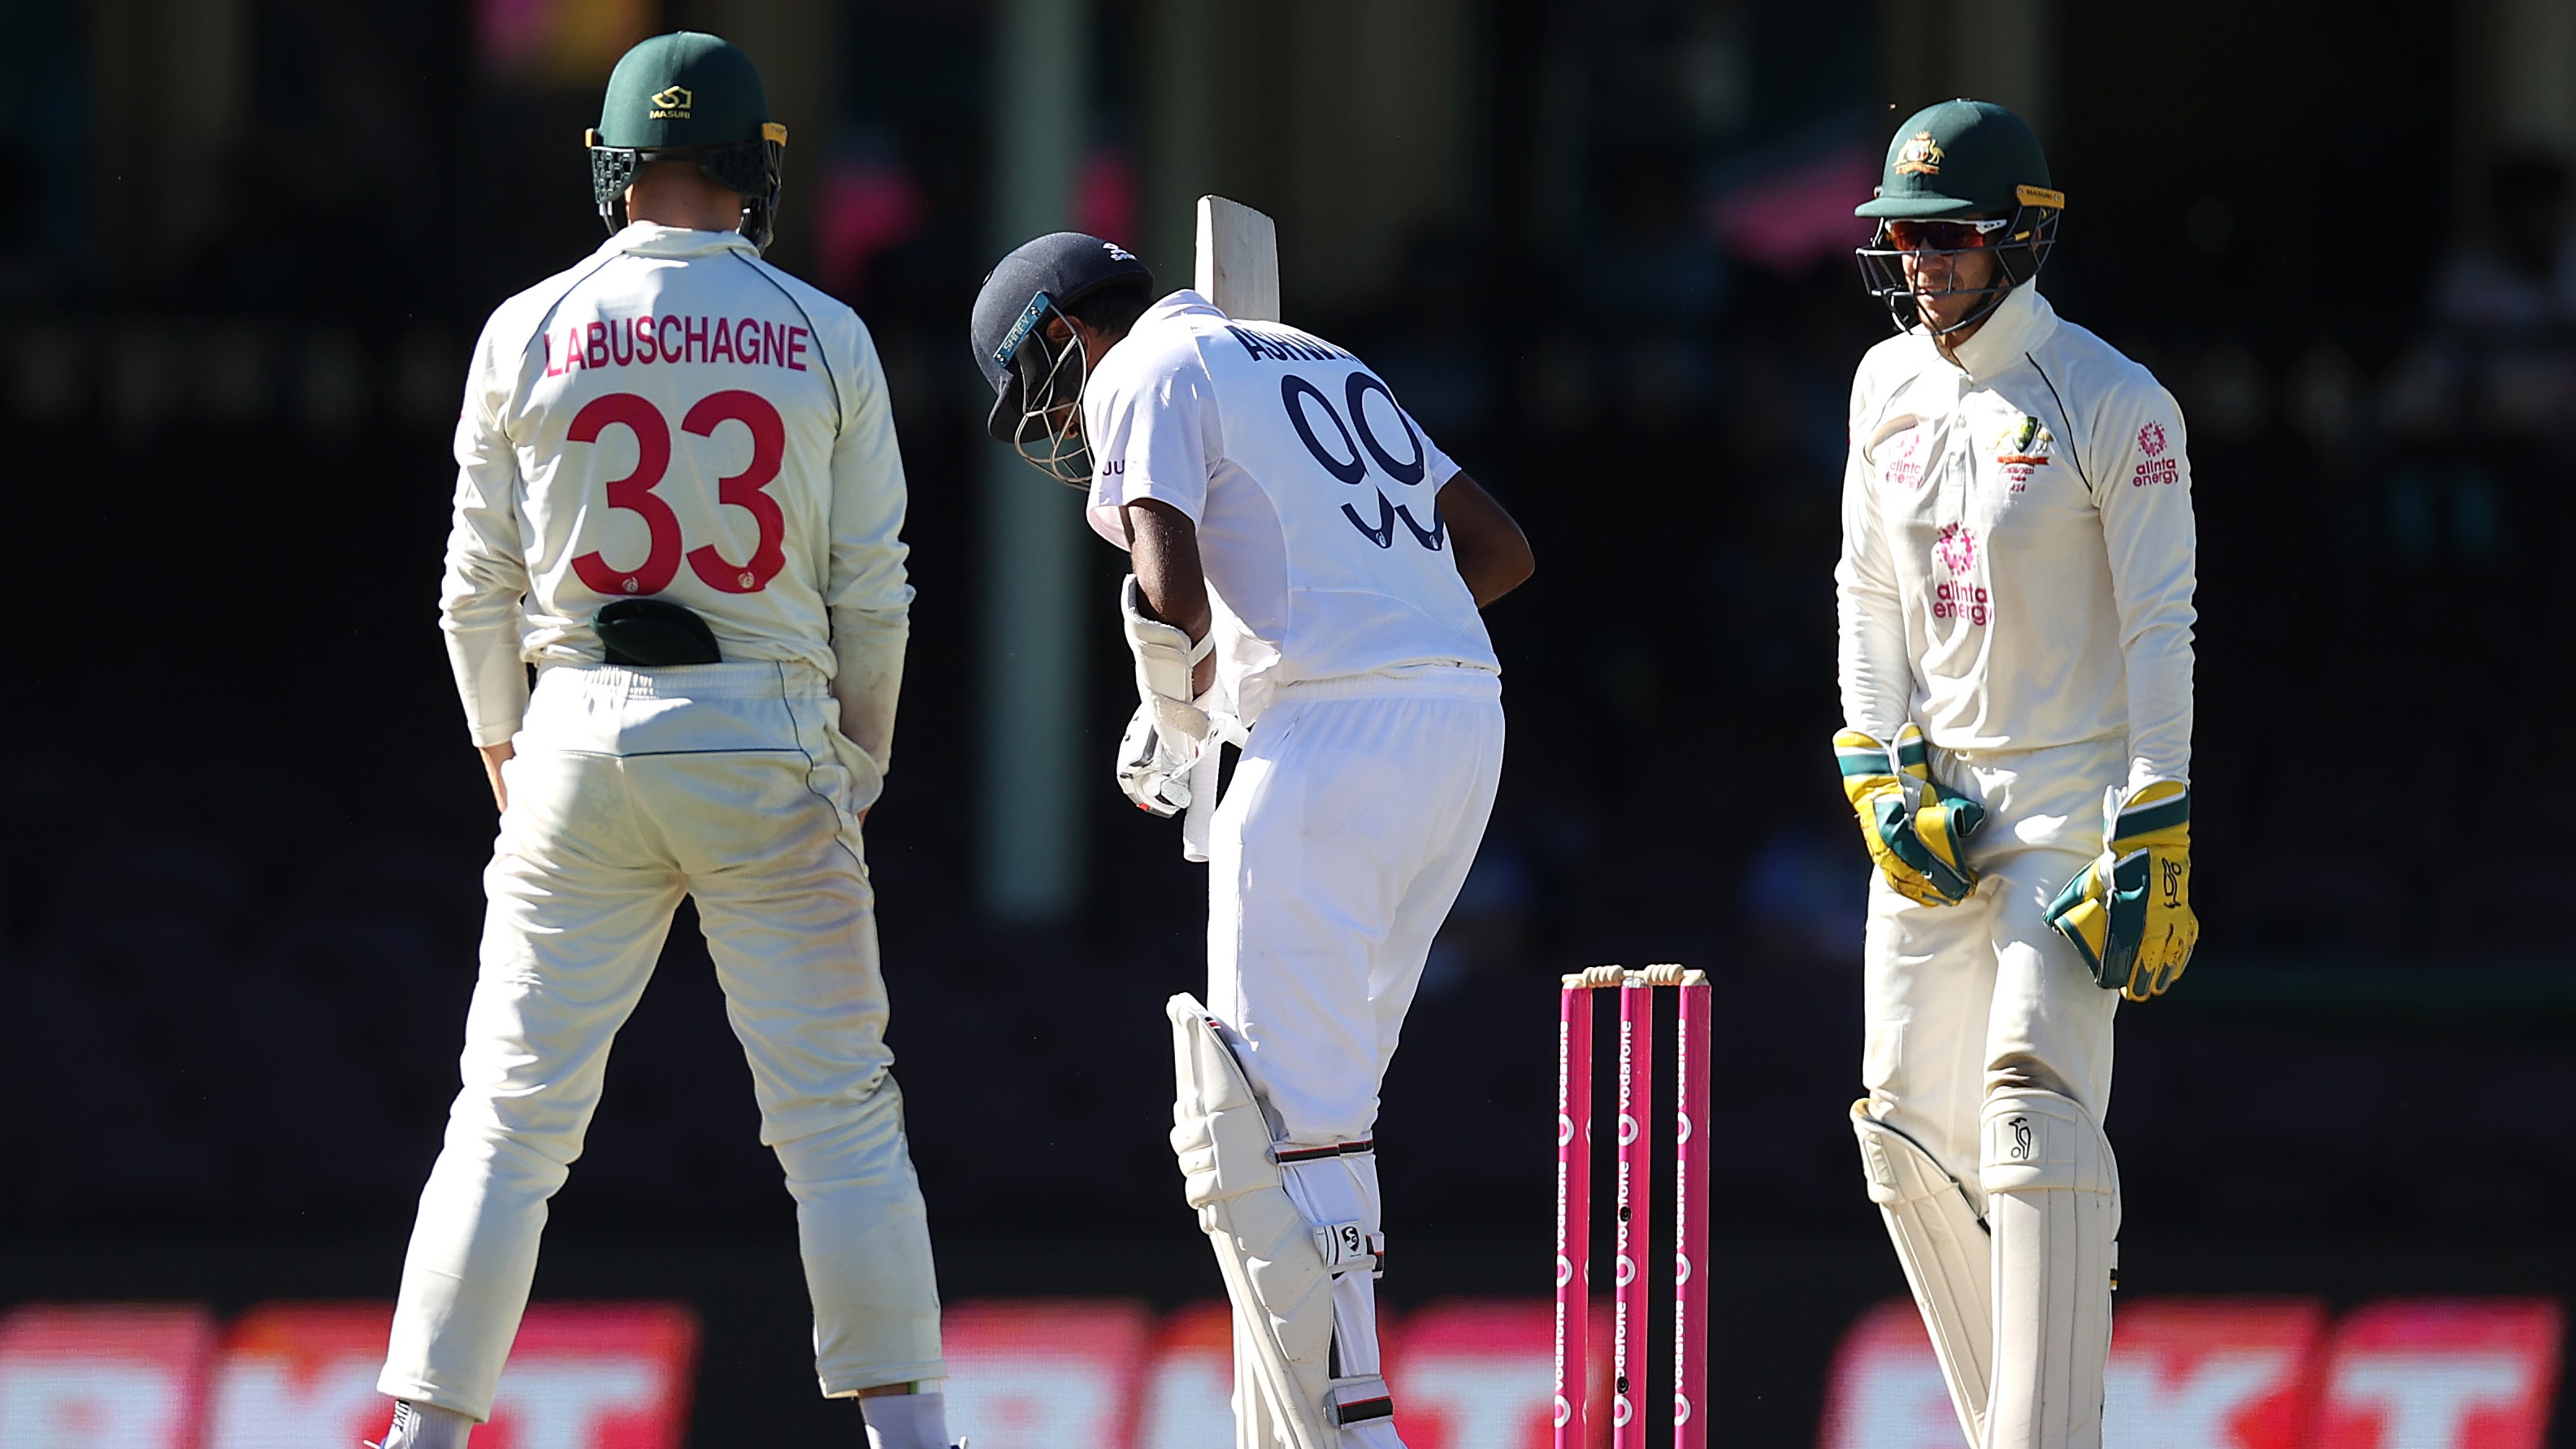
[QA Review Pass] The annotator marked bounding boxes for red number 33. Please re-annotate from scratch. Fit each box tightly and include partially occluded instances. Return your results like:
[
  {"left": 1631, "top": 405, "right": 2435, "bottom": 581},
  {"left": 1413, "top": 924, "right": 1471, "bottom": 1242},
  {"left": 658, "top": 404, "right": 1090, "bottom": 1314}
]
[{"left": 570, "top": 389, "right": 787, "bottom": 597}]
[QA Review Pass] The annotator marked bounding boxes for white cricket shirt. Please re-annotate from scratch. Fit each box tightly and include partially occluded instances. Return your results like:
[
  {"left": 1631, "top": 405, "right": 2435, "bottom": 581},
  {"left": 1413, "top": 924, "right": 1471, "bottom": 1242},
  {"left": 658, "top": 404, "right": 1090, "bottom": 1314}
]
[
  {"left": 1082, "top": 291, "right": 1498, "bottom": 722},
  {"left": 440, "top": 223, "right": 913, "bottom": 787},
  {"left": 1836, "top": 282, "right": 2197, "bottom": 792}
]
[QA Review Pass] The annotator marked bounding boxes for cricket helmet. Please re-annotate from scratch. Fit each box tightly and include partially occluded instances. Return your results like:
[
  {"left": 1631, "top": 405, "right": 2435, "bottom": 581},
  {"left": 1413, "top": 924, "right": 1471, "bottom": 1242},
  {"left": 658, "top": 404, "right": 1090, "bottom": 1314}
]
[
  {"left": 1854, "top": 99, "right": 2064, "bottom": 335},
  {"left": 586, "top": 32, "right": 788, "bottom": 252},
  {"left": 969, "top": 231, "right": 1155, "bottom": 484}
]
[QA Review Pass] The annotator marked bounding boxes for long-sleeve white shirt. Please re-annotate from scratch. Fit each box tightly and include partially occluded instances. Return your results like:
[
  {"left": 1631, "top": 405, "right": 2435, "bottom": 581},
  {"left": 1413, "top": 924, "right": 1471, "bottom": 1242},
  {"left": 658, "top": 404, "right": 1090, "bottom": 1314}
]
[
  {"left": 439, "top": 224, "right": 913, "bottom": 796},
  {"left": 1835, "top": 282, "right": 2197, "bottom": 792}
]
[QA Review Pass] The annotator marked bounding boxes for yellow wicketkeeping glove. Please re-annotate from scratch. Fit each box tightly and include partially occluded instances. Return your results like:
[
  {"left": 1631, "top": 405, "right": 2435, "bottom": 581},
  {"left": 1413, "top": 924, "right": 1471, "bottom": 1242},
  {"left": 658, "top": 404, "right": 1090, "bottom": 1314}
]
[
  {"left": 2045, "top": 780, "right": 2199, "bottom": 1001},
  {"left": 1833, "top": 723, "right": 1987, "bottom": 907}
]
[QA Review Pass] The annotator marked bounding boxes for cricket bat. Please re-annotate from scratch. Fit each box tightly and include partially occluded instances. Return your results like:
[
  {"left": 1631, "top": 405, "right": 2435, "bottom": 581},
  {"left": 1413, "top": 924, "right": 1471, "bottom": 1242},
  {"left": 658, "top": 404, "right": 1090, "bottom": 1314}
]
[
  {"left": 1195, "top": 195, "right": 1281, "bottom": 323},
  {"left": 1176, "top": 196, "right": 1277, "bottom": 862}
]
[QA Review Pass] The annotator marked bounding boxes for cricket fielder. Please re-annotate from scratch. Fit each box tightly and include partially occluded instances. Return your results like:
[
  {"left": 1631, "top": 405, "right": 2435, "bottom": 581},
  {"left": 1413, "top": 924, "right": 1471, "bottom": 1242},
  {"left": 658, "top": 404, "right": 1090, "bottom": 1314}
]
[
  {"left": 371, "top": 33, "right": 952, "bottom": 1449},
  {"left": 1836, "top": 100, "right": 2199, "bottom": 1449},
  {"left": 968, "top": 232, "right": 1534, "bottom": 1447}
]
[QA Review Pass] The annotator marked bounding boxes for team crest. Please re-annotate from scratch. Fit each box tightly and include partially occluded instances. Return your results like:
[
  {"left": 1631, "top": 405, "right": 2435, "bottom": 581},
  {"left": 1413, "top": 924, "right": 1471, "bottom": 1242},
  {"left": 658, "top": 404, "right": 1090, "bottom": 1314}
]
[
  {"left": 1895, "top": 131, "right": 1945, "bottom": 176},
  {"left": 1992, "top": 414, "right": 2054, "bottom": 465}
]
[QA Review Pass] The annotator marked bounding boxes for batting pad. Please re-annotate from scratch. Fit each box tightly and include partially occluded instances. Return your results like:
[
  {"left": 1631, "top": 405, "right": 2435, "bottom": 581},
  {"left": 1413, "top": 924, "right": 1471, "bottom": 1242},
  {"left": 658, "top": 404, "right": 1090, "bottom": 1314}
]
[
  {"left": 1167, "top": 994, "right": 1392, "bottom": 1449},
  {"left": 1981, "top": 1087, "right": 2119, "bottom": 1449},
  {"left": 1853, "top": 1100, "right": 1993, "bottom": 1449}
]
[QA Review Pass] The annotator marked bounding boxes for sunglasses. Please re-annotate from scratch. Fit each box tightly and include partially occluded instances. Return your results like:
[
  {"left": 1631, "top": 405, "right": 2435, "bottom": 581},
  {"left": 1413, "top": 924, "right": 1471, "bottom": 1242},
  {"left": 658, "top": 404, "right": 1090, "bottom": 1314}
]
[{"left": 1881, "top": 216, "right": 2012, "bottom": 252}]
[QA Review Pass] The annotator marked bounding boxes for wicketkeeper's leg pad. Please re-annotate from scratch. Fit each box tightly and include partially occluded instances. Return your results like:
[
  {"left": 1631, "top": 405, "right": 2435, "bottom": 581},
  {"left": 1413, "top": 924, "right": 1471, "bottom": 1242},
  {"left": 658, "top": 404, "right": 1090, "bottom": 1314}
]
[
  {"left": 1169, "top": 994, "right": 1393, "bottom": 1448},
  {"left": 1854, "top": 1100, "right": 1993, "bottom": 1449},
  {"left": 1980, "top": 1087, "right": 2119, "bottom": 1449}
]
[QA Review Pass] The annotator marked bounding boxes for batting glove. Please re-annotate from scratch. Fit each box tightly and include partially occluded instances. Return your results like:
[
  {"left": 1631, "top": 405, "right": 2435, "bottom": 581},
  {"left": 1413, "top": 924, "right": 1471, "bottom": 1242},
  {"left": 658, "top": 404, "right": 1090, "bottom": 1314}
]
[
  {"left": 2045, "top": 780, "right": 2198, "bottom": 1001},
  {"left": 1117, "top": 574, "right": 1212, "bottom": 817},
  {"left": 1834, "top": 723, "right": 1986, "bottom": 907},
  {"left": 1116, "top": 698, "right": 1205, "bottom": 817}
]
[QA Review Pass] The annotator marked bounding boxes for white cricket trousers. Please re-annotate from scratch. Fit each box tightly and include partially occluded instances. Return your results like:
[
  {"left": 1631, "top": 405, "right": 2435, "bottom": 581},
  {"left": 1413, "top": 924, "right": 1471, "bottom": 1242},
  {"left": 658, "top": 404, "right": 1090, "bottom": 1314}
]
[
  {"left": 381, "top": 662, "right": 944, "bottom": 1421},
  {"left": 1206, "top": 670, "right": 1505, "bottom": 1449},
  {"left": 1859, "top": 733, "right": 2126, "bottom": 1448}
]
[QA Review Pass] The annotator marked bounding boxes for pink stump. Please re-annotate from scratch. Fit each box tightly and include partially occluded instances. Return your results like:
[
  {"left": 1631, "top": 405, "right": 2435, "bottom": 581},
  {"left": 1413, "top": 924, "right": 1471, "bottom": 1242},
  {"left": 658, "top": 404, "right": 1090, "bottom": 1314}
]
[
  {"left": 1555, "top": 983, "right": 1594, "bottom": 1449},
  {"left": 1674, "top": 978, "right": 1712, "bottom": 1449},
  {"left": 1614, "top": 979, "right": 1655, "bottom": 1449}
]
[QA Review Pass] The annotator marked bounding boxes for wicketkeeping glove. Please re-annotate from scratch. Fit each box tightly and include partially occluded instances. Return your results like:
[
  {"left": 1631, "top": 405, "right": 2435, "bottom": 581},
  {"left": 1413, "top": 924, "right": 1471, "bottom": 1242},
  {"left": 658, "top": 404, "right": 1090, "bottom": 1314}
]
[
  {"left": 2045, "top": 780, "right": 2198, "bottom": 1001},
  {"left": 1834, "top": 723, "right": 1987, "bottom": 907}
]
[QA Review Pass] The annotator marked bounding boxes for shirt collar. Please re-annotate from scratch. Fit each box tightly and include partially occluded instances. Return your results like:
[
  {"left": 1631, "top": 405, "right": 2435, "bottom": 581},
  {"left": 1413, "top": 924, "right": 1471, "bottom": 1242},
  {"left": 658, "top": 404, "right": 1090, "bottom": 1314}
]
[
  {"left": 1143, "top": 288, "right": 1228, "bottom": 323},
  {"left": 1944, "top": 281, "right": 2057, "bottom": 380},
  {"left": 598, "top": 222, "right": 760, "bottom": 260}
]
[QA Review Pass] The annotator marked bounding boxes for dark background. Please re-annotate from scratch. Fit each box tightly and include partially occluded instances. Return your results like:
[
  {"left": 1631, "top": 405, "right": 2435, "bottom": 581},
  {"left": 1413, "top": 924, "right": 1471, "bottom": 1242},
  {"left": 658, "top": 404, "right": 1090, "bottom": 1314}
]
[{"left": 6, "top": 0, "right": 2574, "bottom": 1441}]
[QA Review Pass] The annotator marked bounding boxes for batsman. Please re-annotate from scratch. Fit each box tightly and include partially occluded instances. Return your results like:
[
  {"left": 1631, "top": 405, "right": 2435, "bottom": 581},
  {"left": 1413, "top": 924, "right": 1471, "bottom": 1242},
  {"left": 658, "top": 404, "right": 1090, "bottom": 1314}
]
[
  {"left": 1836, "top": 101, "right": 2198, "bottom": 1447},
  {"left": 968, "top": 212, "right": 1533, "bottom": 1447}
]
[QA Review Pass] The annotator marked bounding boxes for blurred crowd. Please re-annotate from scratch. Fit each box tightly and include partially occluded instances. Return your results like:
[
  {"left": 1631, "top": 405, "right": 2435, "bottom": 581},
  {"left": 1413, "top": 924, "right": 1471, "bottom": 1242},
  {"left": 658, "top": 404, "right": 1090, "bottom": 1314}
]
[{"left": 5, "top": 0, "right": 2573, "bottom": 1257}]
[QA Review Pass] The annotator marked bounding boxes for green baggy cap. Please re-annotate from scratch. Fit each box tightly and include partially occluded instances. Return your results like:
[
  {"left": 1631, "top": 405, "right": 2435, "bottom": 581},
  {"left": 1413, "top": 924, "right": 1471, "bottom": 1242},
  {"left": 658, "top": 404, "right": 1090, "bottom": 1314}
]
[{"left": 1856, "top": 99, "right": 2062, "bottom": 219}]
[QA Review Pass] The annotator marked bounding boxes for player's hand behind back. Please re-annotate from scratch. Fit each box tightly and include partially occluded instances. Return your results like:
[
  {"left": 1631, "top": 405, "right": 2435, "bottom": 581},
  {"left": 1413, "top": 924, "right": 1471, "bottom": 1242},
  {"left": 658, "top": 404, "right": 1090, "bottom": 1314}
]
[{"left": 479, "top": 741, "right": 514, "bottom": 814}]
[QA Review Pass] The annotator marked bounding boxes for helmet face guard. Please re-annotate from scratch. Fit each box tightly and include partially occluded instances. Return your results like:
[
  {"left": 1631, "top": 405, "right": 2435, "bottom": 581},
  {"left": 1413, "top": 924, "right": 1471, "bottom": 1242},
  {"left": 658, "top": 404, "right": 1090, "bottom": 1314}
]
[
  {"left": 991, "top": 289, "right": 1094, "bottom": 488},
  {"left": 1856, "top": 189, "right": 2062, "bottom": 337},
  {"left": 969, "top": 232, "right": 1156, "bottom": 488},
  {"left": 587, "top": 123, "right": 788, "bottom": 252}
]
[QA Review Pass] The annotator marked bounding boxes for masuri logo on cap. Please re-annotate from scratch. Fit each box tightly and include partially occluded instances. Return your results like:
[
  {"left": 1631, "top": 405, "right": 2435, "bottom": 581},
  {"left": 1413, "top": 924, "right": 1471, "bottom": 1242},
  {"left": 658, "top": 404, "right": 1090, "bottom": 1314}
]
[{"left": 649, "top": 85, "right": 692, "bottom": 118}]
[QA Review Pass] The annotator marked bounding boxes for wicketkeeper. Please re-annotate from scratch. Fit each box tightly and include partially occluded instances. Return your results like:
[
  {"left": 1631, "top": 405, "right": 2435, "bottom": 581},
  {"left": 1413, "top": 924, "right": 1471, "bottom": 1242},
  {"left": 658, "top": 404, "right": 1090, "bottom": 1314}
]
[{"left": 1836, "top": 100, "right": 2199, "bottom": 1449}]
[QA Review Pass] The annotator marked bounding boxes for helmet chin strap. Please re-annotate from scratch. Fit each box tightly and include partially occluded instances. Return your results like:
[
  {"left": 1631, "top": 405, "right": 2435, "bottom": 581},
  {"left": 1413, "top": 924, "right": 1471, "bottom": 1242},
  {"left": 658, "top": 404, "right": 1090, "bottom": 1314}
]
[{"left": 1915, "top": 280, "right": 2015, "bottom": 339}]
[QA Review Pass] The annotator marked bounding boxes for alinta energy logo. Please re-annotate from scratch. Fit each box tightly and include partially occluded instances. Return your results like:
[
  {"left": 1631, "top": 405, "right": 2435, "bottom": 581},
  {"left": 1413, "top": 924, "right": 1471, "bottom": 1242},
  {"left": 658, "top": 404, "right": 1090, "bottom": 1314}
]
[
  {"left": 1932, "top": 522, "right": 1989, "bottom": 626},
  {"left": 1882, "top": 428, "right": 1927, "bottom": 490},
  {"left": 2132, "top": 419, "right": 2179, "bottom": 487}
]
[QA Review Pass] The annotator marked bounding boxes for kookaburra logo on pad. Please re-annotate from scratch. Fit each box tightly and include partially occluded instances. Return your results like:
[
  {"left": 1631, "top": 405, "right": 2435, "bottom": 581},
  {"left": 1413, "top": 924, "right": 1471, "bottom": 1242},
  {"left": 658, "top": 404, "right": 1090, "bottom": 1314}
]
[
  {"left": 2008, "top": 1116, "right": 2033, "bottom": 1161},
  {"left": 649, "top": 85, "right": 692, "bottom": 119}
]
